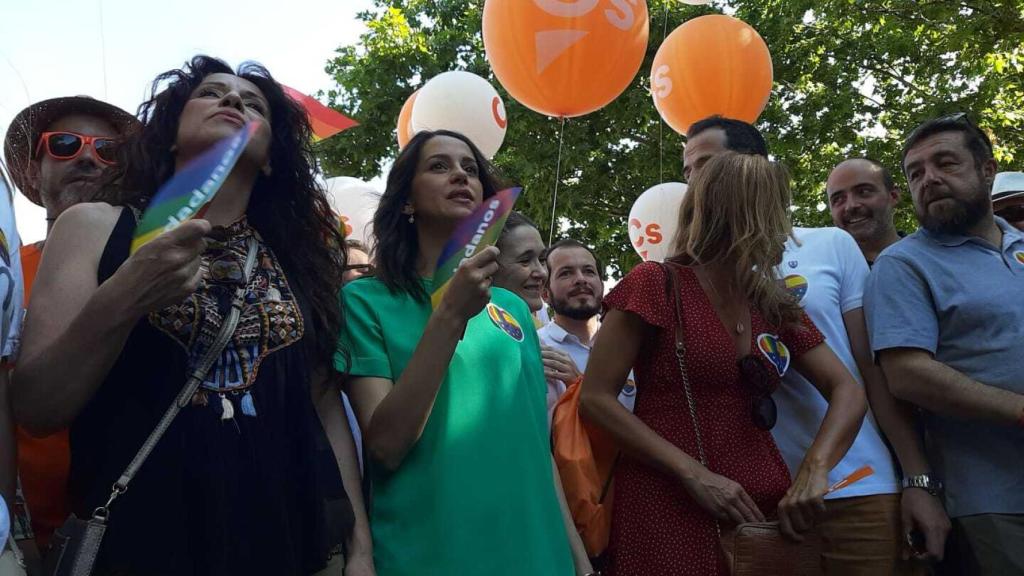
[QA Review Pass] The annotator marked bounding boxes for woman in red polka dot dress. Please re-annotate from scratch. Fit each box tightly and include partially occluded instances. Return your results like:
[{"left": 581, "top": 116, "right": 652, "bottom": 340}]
[{"left": 582, "top": 153, "right": 867, "bottom": 575}]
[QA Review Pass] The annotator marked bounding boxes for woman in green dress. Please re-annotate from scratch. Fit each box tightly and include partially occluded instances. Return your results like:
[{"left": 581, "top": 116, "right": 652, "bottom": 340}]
[{"left": 334, "top": 130, "right": 590, "bottom": 575}]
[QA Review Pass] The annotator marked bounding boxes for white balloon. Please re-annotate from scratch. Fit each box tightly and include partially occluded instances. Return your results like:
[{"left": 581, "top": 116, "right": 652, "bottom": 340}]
[
  {"left": 411, "top": 71, "right": 508, "bottom": 158},
  {"left": 325, "top": 177, "right": 382, "bottom": 248},
  {"left": 627, "top": 182, "right": 687, "bottom": 262}
]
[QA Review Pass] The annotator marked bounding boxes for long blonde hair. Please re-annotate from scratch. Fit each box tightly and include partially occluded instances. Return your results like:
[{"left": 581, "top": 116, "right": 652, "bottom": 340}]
[{"left": 671, "top": 153, "right": 801, "bottom": 328}]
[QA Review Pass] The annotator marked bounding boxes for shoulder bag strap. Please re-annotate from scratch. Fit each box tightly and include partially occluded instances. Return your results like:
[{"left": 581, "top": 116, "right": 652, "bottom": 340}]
[
  {"left": 91, "top": 236, "right": 259, "bottom": 521},
  {"left": 662, "top": 261, "right": 727, "bottom": 539},
  {"left": 660, "top": 261, "right": 709, "bottom": 467}
]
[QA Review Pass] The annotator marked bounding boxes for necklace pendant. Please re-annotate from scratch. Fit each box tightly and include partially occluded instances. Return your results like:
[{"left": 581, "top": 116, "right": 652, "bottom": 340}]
[{"left": 736, "top": 322, "right": 746, "bottom": 334}]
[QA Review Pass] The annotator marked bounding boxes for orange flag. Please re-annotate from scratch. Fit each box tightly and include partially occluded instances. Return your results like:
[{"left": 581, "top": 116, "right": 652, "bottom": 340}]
[
  {"left": 826, "top": 465, "right": 875, "bottom": 495},
  {"left": 282, "top": 85, "right": 358, "bottom": 142}
]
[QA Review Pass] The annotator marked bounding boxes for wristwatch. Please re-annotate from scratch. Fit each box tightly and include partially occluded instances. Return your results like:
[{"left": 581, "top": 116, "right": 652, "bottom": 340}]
[{"left": 902, "top": 474, "right": 943, "bottom": 496}]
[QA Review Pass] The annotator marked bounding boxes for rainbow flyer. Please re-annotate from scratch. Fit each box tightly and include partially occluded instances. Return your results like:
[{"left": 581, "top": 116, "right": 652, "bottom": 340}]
[
  {"left": 430, "top": 186, "right": 522, "bottom": 308},
  {"left": 130, "top": 121, "right": 259, "bottom": 254}
]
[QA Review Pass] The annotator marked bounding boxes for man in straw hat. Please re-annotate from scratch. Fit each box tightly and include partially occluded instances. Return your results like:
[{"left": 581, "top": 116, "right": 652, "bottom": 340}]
[
  {"left": 4, "top": 96, "right": 139, "bottom": 233},
  {"left": 2, "top": 96, "right": 138, "bottom": 556}
]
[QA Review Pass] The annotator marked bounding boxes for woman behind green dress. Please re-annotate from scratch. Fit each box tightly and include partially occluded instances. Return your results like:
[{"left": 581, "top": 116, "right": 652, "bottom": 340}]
[{"left": 334, "top": 130, "right": 590, "bottom": 576}]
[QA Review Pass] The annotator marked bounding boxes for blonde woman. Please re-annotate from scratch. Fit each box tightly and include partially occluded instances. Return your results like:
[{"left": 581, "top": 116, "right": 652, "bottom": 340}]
[{"left": 581, "top": 153, "right": 866, "bottom": 575}]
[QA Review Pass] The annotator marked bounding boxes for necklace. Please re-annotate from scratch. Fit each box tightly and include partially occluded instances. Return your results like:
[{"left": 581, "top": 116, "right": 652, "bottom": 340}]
[{"left": 696, "top": 268, "right": 746, "bottom": 335}]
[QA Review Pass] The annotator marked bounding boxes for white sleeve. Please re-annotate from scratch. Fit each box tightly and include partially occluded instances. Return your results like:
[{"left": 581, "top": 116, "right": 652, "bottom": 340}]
[
  {"left": 834, "top": 228, "right": 869, "bottom": 314},
  {"left": 0, "top": 180, "right": 22, "bottom": 361}
]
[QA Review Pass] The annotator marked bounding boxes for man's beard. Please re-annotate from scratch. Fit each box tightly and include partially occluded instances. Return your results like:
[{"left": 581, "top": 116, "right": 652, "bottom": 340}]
[
  {"left": 917, "top": 187, "right": 989, "bottom": 236},
  {"left": 551, "top": 294, "right": 600, "bottom": 321}
]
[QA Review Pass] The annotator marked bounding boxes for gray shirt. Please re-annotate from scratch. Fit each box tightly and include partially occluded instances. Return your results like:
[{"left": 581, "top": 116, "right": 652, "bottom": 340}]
[{"left": 864, "top": 217, "right": 1024, "bottom": 518}]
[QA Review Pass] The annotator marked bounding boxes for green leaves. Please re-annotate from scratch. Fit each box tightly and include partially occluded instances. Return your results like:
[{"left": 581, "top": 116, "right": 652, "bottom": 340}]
[{"left": 322, "top": 0, "right": 1024, "bottom": 277}]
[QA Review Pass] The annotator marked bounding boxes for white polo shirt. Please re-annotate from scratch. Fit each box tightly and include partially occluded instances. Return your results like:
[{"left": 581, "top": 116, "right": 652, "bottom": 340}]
[
  {"left": 538, "top": 319, "right": 636, "bottom": 424},
  {"left": 772, "top": 227, "right": 900, "bottom": 499}
]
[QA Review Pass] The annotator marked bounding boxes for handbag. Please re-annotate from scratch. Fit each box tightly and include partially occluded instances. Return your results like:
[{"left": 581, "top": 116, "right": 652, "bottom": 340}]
[
  {"left": 42, "top": 237, "right": 259, "bottom": 576},
  {"left": 551, "top": 375, "right": 619, "bottom": 557},
  {"left": 660, "top": 261, "right": 822, "bottom": 576}
]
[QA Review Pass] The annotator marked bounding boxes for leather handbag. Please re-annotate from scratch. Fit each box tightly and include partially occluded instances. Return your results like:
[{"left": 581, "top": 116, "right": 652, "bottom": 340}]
[
  {"left": 42, "top": 238, "right": 258, "bottom": 576},
  {"left": 660, "top": 261, "right": 823, "bottom": 576},
  {"left": 719, "top": 522, "right": 823, "bottom": 576}
]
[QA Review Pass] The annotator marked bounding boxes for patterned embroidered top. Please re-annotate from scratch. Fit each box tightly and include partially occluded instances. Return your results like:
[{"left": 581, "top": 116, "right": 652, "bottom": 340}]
[
  {"left": 148, "top": 218, "right": 305, "bottom": 416},
  {"left": 68, "top": 208, "right": 352, "bottom": 575}
]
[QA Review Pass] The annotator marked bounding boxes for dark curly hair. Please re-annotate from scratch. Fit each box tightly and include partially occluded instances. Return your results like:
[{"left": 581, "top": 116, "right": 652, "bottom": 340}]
[
  {"left": 103, "top": 55, "right": 346, "bottom": 366},
  {"left": 373, "top": 129, "right": 505, "bottom": 301}
]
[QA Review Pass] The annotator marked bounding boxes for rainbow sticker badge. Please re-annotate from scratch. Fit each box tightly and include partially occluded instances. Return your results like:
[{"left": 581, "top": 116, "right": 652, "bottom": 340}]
[
  {"left": 486, "top": 303, "right": 524, "bottom": 342},
  {"left": 784, "top": 274, "right": 808, "bottom": 301},
  {"left": 757, "top": 333, "right": 791, "bottom": 377},
  {"left": 1014, "top": 251, "right": 1024, "bottom": 266},
  {"left": 0, "top": 228, "right": 10, "bottom": 268}
]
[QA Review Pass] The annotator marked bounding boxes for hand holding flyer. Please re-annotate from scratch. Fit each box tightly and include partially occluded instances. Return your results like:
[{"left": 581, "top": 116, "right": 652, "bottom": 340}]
[{"left": 430, "top": 187, "right": 522, "bottom": 308}]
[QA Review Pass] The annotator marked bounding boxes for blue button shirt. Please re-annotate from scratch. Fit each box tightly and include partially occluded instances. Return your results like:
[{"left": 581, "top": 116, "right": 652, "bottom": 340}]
[{"left": 865, "top": 217, "right": 1024, "bottom": 517}]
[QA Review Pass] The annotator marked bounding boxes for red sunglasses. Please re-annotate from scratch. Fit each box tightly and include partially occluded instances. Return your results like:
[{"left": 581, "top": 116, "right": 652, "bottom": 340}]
[{"left": 35, "top": 131, "right": 119, "bottom": 165}]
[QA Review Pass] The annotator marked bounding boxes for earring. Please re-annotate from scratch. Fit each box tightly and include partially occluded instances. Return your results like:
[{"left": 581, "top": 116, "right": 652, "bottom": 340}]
[
  {"left": 169, "top": 144, "right": 178, "bottom": 153},
  {"left": 408, "top": 213, "right": 415, "bottom": 224}
]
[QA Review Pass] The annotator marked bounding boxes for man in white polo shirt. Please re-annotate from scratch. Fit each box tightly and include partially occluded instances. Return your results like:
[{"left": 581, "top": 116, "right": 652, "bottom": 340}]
[
  {"left": 777, "top": 226, "right": 939, "bottom": 574},
  {"left": 538, "top": 239, "right": 635, "bottom": 422},
  {"left": 825, "top": 157, "right": 952, "bottom": 570}
]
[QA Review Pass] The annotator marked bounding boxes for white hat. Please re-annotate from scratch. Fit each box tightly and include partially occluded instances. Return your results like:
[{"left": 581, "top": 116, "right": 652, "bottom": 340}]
[{"left": 992, "top": 172, "right": 1024, "bottom": 203}]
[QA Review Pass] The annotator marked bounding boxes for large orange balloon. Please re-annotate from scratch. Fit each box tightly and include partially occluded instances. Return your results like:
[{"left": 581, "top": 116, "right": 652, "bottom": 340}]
[
  {"left": 397, "top": 90, "right": 418, "bottom": 148},
  {"left": 483, "top": 0, "right": 649, "bottom": 118},
  {"left": 651, "top": 15, "right": 773, "bottom": 135}
]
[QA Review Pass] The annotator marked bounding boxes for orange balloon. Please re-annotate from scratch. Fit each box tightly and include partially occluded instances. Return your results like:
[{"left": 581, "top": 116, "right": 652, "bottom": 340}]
[
  {"left": 483, "top": 0, "right": 649, "bottom": 118},
  {"left": 397, "top": 90, "right": 419, "bottom": 148},
  {"left": 651, "top": 15, "right": 773, "bottom": 135}
]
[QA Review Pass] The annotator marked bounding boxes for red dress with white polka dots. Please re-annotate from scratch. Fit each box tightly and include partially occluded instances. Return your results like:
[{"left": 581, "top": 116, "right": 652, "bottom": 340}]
[{"left": 602, "top": 262, "right": 824, "bottom": 576}]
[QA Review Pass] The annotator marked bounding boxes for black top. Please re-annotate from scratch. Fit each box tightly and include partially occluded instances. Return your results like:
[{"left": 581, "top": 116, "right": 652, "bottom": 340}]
[{"left": 70, "top": 207, "right": 352, "bottom": 575}]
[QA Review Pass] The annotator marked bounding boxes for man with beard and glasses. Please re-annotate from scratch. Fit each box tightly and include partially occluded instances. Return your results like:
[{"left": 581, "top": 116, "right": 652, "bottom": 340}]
[
  {"left": 538, "top": 239, "right": 635, "bottom": 422},
  {"left": 991, "top": 171, "right": 1024, "bottom": 232},
  {"left": 827, "top": 158, "right": 906, "bottom": 266},
  {"left": 865, "top": 113, "right": 1024, "bottom": 575},
  {"left": 2, "top": 96, "right": 138, "bottom": 557}
]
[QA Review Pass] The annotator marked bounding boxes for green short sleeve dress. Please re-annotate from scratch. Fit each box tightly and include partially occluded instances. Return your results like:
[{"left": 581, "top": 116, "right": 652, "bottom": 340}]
[{"left": 334, "top": 277, "right": 573, "bottom": 576}]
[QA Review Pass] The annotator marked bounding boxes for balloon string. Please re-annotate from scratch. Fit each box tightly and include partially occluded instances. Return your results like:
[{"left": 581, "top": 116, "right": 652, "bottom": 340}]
[
  {"left": 658, "top": 0, "right": 670, "bottom": 184},
  {"left": 97, "top": 0, "right": 109, "bottom": 99},
  {"left": 548, "top": 116, "right": 567, "bottom": 245}
]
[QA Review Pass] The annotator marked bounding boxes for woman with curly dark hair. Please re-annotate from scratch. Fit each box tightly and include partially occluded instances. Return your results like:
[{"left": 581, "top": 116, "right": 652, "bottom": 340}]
[{"left": 11, "top": 56, "right": 372, "bottom": 575}]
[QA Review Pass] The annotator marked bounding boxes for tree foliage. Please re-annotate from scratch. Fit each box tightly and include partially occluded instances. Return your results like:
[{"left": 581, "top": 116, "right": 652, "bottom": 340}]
[{"left": 321, "top": 0, "right": 1024, "bottom": 277}]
